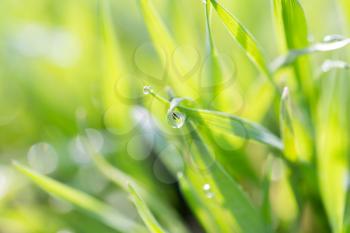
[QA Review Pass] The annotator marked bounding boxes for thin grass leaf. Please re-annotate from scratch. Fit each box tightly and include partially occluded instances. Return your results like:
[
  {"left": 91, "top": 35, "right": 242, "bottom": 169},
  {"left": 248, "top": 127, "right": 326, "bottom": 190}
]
[
  {"left": 280, "top": 87, "right": 297, "bottom": 161},
  {"left": 273, "top": 0, "right": 314, "bottom": 104},
  {"left": 261, "top": 158, "right": 273, "bottom": 233},
  {"left": 100, "top": 0, "right": 126, "bottom": 105},
  {"left": 179, "top": 122, "right": 266, "bottom": 233},
  {"left": 203, "top": 0, "right": 223, "bottom": 102},
  {"left": 271, "top": 37, "right": 350, "bottom": 71},
  {"left": 209, "top": 0, "right": 274, "bottom": 85},
  {"left": 177, "top": 173, "right": 221, "bottom": 233},
  {"left": 138, "top": 0, "right": 175, "bottom": 56},
  {"left": 87, "top": 144, "right": 189, "bottom": 233},
  {"left": 128, "top": 184, "right": 168, "bottom": 233},
  {"left": 316, "top": 70, "right": 349, "bottom": 233},
  {"left": 13, "top": 161, "right": 146, "bottom": 233},
  {"left": 137, "top": 0, "right": 195, "bottom": 96},
  {"left": 146, "top": 88, "right": 283, "bottom": 150}
]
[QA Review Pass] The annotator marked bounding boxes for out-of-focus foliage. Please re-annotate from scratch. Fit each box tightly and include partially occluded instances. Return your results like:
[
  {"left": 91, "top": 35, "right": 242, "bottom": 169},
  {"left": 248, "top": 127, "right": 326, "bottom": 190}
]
[{"left": 0, "top": 0, "right": 350, "bottom": 233}]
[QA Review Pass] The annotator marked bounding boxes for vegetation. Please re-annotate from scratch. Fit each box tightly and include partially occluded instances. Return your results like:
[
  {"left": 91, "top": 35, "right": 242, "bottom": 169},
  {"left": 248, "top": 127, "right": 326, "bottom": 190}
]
[{"left": 0, "top": 0, "right": 350, "bottom": 232}]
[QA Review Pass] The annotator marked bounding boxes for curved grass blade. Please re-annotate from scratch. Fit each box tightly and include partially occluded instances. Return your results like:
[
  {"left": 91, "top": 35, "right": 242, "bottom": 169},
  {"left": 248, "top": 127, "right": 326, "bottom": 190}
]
[
  {"left": 203, "top": 0, "right": 223, "bottom": 103},
  {"left": 100, "top": 0, "right": 126, "bottom": 105},
  {"left": 209, "top": 0, "right": 274, "bottom": 86},
  {"left": 316, "top": 71, "right": 349, "bottom": 233},
  {"left": 13, "top": 161, "right": 146, "bottom": 233},
  {"left": 280, "top": 87, "right": 297, "bottom": 161},
  {"left": 179, "top": 122, "right": 267, "bottom": 233},
  {"left": 273, "top": 0, "right": 313, "bottom": 104},
  {"left": 146, "top": 88, "right": 283, "bottom": 150},
  {"left": 85, "top": 138, "right": 189, "bottom": 233},
  {"left": 177, "top": 173, "right": 221, "bottom": 233},
  {"left": 128, "top": 184, "right": 168, "bottom": 233},
  {"left": 138, "top": 0, "right": 175, "bottom": 56},
  {"left": 271, "top": 37, "right": 350, "bottom": 71},
  {"left": 279, "top": 87, "right": 313, "bottom": 162}
]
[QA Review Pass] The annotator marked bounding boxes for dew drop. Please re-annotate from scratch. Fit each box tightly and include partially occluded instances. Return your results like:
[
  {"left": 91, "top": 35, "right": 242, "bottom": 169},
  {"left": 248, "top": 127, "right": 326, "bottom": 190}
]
[
  {"left": 202, "top": 183, "right": 214, "bottom": 198},
  {"left": 167, "top": 111, "right": 186, "bottom": 128},
  {"left": 143, "top": 86, "right": 153, "bottom": 95}
]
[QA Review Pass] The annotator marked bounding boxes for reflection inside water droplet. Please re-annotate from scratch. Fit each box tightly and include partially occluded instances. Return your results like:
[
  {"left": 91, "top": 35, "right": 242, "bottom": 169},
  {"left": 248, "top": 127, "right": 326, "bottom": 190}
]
[
  {"left": 203, "top": 183, "right": 214, "bottom": 198},
  {"left": 143, "top": 86, "right": 153, "bottom": 95},
  {"left": 167, "top": 111, "right": 186, "bottom": 128}
]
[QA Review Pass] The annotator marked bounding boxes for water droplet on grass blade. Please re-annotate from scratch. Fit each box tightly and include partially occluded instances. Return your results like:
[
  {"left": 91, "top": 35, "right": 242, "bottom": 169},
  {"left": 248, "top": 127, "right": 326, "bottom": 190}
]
[
  {"left": 143, "top": 86, "right": 153, "bottom": 95},
  {"left": 203, "top": 183, "right": 214, "bottom": 198},
  {"left": 167, "top": 111, "right": 186, "bottom": 128},
  {"left": 166, "top": 97, "right": 190, "bottom": 129}
]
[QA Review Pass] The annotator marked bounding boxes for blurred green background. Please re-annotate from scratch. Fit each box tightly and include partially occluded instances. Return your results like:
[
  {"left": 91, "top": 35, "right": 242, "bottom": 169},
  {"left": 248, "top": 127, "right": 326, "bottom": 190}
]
[{"left": 0, "top": 0, "right": 349, "bottom": 232}]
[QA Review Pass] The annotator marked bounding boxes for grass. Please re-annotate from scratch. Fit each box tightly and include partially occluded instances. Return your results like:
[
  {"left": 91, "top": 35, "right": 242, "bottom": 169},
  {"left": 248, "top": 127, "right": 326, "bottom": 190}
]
[{"left": 1, "top": 0, "right": 350, "bottom": 233}]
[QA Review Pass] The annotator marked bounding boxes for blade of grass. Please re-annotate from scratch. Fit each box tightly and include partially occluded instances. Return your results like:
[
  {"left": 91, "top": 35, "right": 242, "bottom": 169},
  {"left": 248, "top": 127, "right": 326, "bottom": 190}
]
[
  {"left": 179, "top": 122, "right": 266, "bottom": 233},
  {"left": 203, "top": 0, "right": 223, "bottom": 103},
  {"left": 13, "top": 161, "right": 146, "bottom": 233},
  {"left": 280, "top": 87, "right": 298, "bottom": 161},
  {"left": 316, "top": 70, "right": 349, "bottom": 233},
  {"left": 146, "top": 88, "right": 283, "bottom": 150},
  {"left": 261, "top": 158, "right": 273, "bottom": 233},
  {"left": 128, "top": 184, "right": 168, "bottom": 233},
  {"left": 271, "top": 37, "right": 350, "bottom": 71},
  {"left": 137, "top": 0, "right": 194, "bottom": 95},
  {"left": 273, "top": 0, "right": 313, "bottom": 100},
  {"left": 138, "top": 0, "right": 175, "bottom": 56},
  {"left": 83, "top": 136, "right": 189, "bottom": 233},
  {"left": 177, "top": 173, "right": 221, "bottom": 233},
  {"left": 209, "top": 0, "right": 277, "bottom": 90}
]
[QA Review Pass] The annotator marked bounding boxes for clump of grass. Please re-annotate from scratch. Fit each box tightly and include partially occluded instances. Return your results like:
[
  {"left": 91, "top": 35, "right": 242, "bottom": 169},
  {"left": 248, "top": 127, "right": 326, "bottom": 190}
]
[{"left": 10, "top": 0, "right": 350, "bottom": 233}]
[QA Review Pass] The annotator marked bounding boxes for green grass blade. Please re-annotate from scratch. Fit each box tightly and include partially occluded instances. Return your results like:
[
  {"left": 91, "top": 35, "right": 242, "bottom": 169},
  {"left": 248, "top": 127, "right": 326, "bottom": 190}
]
[
  {"left": 203, "top": 0, "right": 223, "bottom": 103},
  {"left": 280, "top": 87, "right": 297, "bottom": 161},
  {"left": 92, "top": 154, "right": 190, "bottom": 233},
  {"left": 273, "top": 0, "right": 313, "bottom": 102},
  {"left": 13, "top": 161, "right": 146, "bottom": 233},
  {"left": 271, "top": 37, "right": 350, "bottom": 71},
  {"left": 128, "top": 184, "right": 168, "bottom": 233},
  {"left": 179, "top": 122, "right": 266, "bottom": 233},
  {"left": 177, "top": 173, "right": 221, "bottom": 233},
  {"left": 138, "top": 0, "right": 175, "bottom": 56},
  {"left": 316, "top": 71, "right": 349, "bottom": 233},
  {"left": 209, "top": 0, "right": 273, "bottom": 82},
  {"left": 187, "top": 108, "right": 283, "bottom": 150},
  {"left": 261, "top": 158, "right": 273, "bottom": 233},
  {"left": 147, "top": 89, "right": 283, "bottom": 150},
  {"left": 100, "top": 0, "right": 126, "bottom": 105}
]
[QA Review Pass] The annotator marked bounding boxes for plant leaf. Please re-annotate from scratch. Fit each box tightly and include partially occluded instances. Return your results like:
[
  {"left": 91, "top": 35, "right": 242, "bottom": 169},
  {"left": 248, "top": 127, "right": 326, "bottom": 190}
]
[
  {"left": 273, "top": 0, "right": 313, "bottom": 102},
  {"left": 147, "top": 89, "right": 283, "bottom": 150},
  {"left": 91, "top": 153, "right": 190, "bottom": 233},
  {"left": 178, "top": 122, "right": 266, "bottom": 233},
  {"left": 128, "top": 184, "right": 168, "bottom": 233},
  {"left": 13, "top": 161, "right": 146, "bottom": 233},
  {"left": 209, "top": 0, "right": 271, "bottom": 80},
  {"left": 177, "top": 173, "right": 221, "bottom": 233},
  {"left": 316, "top": 71, "right": 349, "bottom": 233},
  {"left": 271, "top": 37, "right": 350, "bottom": 71},
  {"left": 138, "top": 0, "right": 175, "bottom": 56},
  {"left": 280, "top": 87, "right": 297, "bottom": 161}
]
